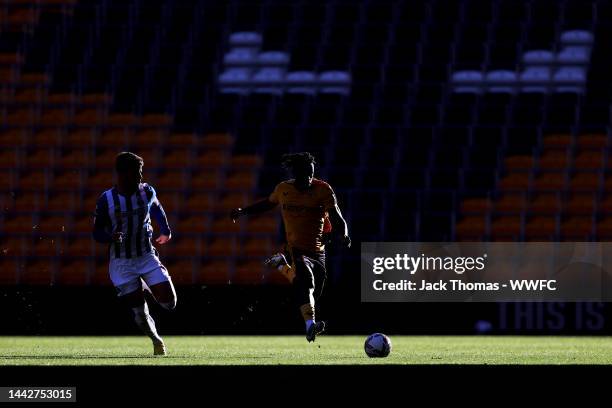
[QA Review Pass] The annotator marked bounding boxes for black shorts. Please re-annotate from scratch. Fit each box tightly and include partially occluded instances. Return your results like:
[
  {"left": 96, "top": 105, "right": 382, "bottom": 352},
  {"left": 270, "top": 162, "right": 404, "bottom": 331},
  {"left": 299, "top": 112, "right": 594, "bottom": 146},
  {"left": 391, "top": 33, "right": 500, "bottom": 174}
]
[{"left": 287, "top": 247, "right": 327, "bottom": 302}]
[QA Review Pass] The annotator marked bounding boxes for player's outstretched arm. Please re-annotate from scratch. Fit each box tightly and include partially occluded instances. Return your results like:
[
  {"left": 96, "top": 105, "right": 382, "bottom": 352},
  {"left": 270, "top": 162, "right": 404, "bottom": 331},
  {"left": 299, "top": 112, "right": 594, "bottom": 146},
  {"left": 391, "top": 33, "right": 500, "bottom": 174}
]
[
  {"left": 151, "top": 201, "right": 172, "bottom": 244},
  {"left": 230, "top": 198, "right": 278, "bottom": 222},
  {"left": 328, "top": 204, "right": 351, "bottom": 248}
]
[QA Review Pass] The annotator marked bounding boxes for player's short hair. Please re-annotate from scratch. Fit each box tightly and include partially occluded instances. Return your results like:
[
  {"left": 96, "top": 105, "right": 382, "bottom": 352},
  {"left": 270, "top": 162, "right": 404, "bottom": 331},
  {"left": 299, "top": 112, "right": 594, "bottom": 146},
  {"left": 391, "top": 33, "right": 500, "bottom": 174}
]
[
  {"left": 115, "top": 152, "right": 144, "bottom": 174},
  {"left": 281, "top": 152, "right": 316, "bottom": 172}
]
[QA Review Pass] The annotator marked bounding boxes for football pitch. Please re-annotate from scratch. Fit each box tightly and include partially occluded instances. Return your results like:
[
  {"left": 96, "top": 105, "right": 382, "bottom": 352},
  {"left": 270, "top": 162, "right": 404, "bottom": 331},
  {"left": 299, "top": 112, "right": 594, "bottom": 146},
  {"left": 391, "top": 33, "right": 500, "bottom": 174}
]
[{"left": 1, "top": 336, "right": 612, "bottom": 365}]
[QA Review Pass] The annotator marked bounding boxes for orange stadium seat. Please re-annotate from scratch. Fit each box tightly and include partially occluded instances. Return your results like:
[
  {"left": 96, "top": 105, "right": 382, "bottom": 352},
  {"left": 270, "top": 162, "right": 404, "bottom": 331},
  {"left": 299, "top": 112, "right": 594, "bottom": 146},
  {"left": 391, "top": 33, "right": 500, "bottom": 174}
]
[
  {"left": 24, "top": 148, "right": 53, "bottom": 168},
  {"left": 130, "top": 129, "right": 163, "bottom": 147},
  {"left": 574, "top": 151, "right": 604, "bottom": 170},
  {"left": 524, "top": 216, "right": 557, "bottom": 240},
  {"left": 39, "top": 108, "right": 70, "bottom": 126},
  {"left": 194, "top": 150, "right": 230, "bottom": 168},
  {"left": 29, "top": 237, "right": 60, "bottom": 256},
  {"left": 207, "top": 237, "right": 237, "bottom": 257},
  {"left": 560, "top": 217, "right": 594, "bottom": 239},
  {"left": 460, "top": 197, "right": 492, "bottom": 214},
  {"left": 455, "top": 216, "right": 486, "bottom": 240},
  {"left": 85, "top": 170, "right": 110, "bottom": 190},
  {"left": 46, "top": 93, "right": 76, "bottom": 105},
  {"left": 56, "top": 260, "right": 90, "bottom": 285},
  {"left": 494, "top": 194, "right": 526, "bottom": 214},
  {"left": 133, "top": 148, "right": 158, "bottom": 168},
  {"left": 52, "top": 170, "right": 81, "bottom": 190},
  {"left": 504, "top": 155, "right": 533, "bottom": 171},
  {"left": 175, "top": 213, "right": 208, "bottom": 233},
  {"left": 216, "top": 192, "right": 248, "bottom": 211},
  {"left": 10, "top": 193, "right": 40, "bottom": 212},
  {"left": 528, "top": 193, "right": 561, "bottom": 214},
  {"left": 19, "top": 73, "right": 49, "bottom": 86},
  {"left": 37, "top": 215, "right": 67, "bottom": 234},
  {"left": 97, "top": 129, "right": 128, "bottom": 147},
  {"left": 182, "top": 193, "right": 214, "bottom": 212},
  {"left": 166, "top": 133, "right": 197, "bottom": 148},
  {"left": 225, "top": 171, "right": 257, "bottom": 189},
  {"left": 94, "top": 150, "right": 118, "bottom": 168},
  {"left": 190, "top": 171, "right": 221, "bottom": 190},
  {"left": 596, "top": 218, "right": 612, "bottom": 240},
  {"left": 233, "top": 260, "right": 266, "bottom": 284},
  {"left": 107, "top": 113, "right": 138, "bottom": 127},
  {"left": 599, "top": 195, "right": 612, "bottom": 214},
  {"left": 603, "top": 176, "right": 612, "bottom": 192},
  {"left": 0, "top": 170, "right": 13, "bottom": 190},
  {"left": 155, "top": 170, "right": 186, "bottom": 191},
  {"left": 0, "top": 149, "right": 18, "bottom": 168},
  {"left": 80, "top": 191, "right": 99, "bottom": 211},
  {"left": 490, "top": 216, "right": 522, "bottom": 240},
  {"left": 5, "top": 108, "right": 35, "bottom": 126},
  {"left": 243, "top": 237, "right": 272, "bottom": 257},
  {"left": 0, "top": 53, "right": 23, "bottom": 66},
  {"left": 538, "top": 151, "right": 569, "bottom": 170},
  {"left": 210, "top": 216, "right": 242, "bottom": 234},
  {"left": 91, "top": 261, "right": 110, "bottom": 285},
  {"left": 46, "top": 192, "right": 75, "bottom": 212},
  {"left": 230, "top": 155, "right": 262, "bottom": 169},
  {"left": 31, "top": 128, "right": 62, "bottom": 147},
  {"left": 498, "top": 173, "right": 530, "bottom": 191},
  {"left": 542, "top": 134, "right": 572, "bottom": 149},
  {"left": 0, "top": 129, "right": 26, "bottom": 146},
  {"left": 162, "top": 149, "right": 193, "bottom": 168},
  {"left": 576, "top": 134, "right": 607, "bottom": 149},
  {"left": 18, "top": 170, "right": 47, "bottom": 189},
  {"left": 564, "top": 194, "right": 595, "bottom": 215},
  {"left": 13, "top": 88, "right": 41, "bottom": 104},
  {"left": 0, "top": 68, "right": 17, "bottom": 83},
  {"left": 163, "top": 259, "right": 194, "bottom": 284},
  {"left": 0, "top": 259, "right": 17, "bottom": 284},
  {"left": 163, "top": 237, "right": 204, "bottom": 257},
  {"left": 140, "top": 113, "right": 172, "bottom": 128},
  {"left": 198, "top": 260, "right": 231, "bottom": 284},
  {"left": 73, "top": 108, "right": 101, "bottom": 126},
  {"left": 201, "top": 133, "right": 234, "bottom": 149},
  {"left": 20, "top": 260, "right": 54, "bottom": 285},
  {"left": 72, "top": 213, "right": 93, "bottom": 233},
  {"left": 533, "top": 172, "right": 566, "bottom": 191},
  {"left": 569, "top": 172, "right": 601, "bottom": 192},
  {"left": 245, "top": 215, "right": 279, "bottom": 233},
  {"left": 64, "top": 238, "right": 96, "bottom": 257},
  {"left": 80, "top": 93, "right": 112, "bottom": 107},
  {"left": 65, "top": 130, "right": 94, "bottom": 148}
]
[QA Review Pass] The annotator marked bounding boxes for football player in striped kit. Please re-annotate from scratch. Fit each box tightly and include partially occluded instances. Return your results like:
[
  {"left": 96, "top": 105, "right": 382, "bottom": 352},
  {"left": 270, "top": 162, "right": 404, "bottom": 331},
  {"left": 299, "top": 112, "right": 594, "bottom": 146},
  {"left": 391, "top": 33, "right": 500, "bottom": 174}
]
[{"left": 93, "top": 152, "right": 176, "bottom": 356}]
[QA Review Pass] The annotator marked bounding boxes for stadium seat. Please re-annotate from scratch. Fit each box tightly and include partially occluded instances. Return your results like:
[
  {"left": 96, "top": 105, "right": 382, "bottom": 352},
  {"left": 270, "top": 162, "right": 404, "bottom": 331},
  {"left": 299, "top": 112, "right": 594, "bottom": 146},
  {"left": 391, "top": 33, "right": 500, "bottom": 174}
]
[
  {"left": 491, "top": 194, "right": 524, "bottom": 215},
  {"left": 163, "top": 259, "right": 194, "bottom": 284},
  {"left": 20, "top": 260, "right": 54, "bottom": 285},
  {"left": 198, "top": 260, "right": 231, "bottom": 284},
  {"left": 56, "top": 260, "right": 90, "bottom": 285}
]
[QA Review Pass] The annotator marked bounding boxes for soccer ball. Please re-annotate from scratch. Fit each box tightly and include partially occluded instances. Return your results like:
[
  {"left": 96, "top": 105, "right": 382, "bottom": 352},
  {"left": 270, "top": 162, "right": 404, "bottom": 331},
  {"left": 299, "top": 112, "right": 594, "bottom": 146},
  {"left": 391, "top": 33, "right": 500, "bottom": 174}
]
[{"left": 364, "top": 333, "right": 392, "bottom": 358}]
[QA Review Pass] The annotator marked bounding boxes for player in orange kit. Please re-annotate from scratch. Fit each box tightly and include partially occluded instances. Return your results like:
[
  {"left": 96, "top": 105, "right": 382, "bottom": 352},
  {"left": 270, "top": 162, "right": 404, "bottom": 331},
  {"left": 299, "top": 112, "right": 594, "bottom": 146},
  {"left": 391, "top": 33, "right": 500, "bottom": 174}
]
[{"left": 230, "top": 152, "right": 351, "bottom": 342}]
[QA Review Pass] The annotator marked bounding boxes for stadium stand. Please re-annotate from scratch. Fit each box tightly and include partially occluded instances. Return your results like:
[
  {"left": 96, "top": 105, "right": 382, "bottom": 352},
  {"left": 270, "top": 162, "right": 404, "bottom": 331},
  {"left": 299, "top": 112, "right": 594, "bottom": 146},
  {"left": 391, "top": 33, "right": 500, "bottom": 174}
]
[{"left": 1, "top": 0, "right": 612, "bottom": 286}]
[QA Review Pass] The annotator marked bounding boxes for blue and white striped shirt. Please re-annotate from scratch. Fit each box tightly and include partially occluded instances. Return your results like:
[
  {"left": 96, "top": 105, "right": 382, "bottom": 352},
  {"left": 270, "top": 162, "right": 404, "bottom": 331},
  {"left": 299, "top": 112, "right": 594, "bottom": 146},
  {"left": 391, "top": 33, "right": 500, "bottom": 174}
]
[{"left": 93, "top": 183, "right": 171, "bottom": 259}]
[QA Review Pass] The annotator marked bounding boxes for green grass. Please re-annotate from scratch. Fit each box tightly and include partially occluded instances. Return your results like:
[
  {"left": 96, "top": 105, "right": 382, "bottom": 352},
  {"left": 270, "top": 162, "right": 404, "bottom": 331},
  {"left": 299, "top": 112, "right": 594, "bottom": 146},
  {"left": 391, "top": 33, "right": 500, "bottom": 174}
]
[{"left": 1, "top": 336, "right": 612, "bottom": 365}]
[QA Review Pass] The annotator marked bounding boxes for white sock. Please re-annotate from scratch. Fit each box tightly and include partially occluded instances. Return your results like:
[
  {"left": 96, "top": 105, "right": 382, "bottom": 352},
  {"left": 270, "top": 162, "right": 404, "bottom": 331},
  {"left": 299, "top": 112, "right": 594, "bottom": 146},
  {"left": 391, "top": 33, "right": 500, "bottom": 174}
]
[
  {"left": 132, "top": 302, "right": 162, "bottom": 342},
  {"left": 305, "top": 319, "right": 314, "bottom": 331}
]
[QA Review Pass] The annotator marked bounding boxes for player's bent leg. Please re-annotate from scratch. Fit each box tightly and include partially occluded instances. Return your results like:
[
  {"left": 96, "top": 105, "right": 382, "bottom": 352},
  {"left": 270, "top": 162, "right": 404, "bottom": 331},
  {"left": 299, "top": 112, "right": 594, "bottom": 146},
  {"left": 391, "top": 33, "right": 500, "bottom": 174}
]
[
  {"left": 140, "top": 256, "right": 177, "bottom": 311},
  {"left": 149, "top": 280, "right": 177, "bottom": 311},
  {"left": 118, "top": 282, "right": 166, "bottom": 356}
]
